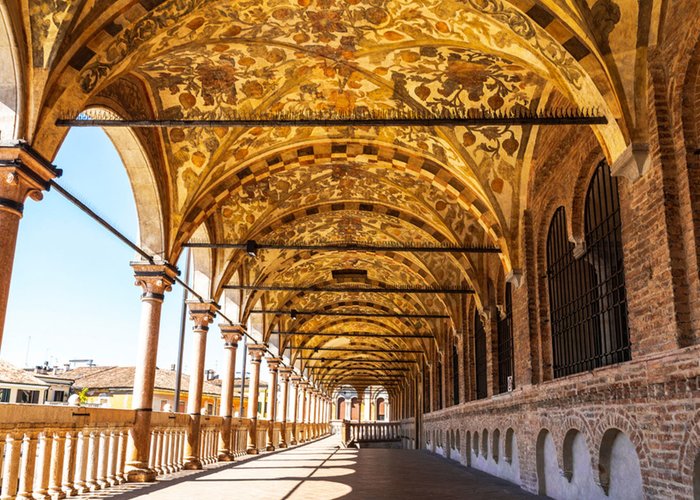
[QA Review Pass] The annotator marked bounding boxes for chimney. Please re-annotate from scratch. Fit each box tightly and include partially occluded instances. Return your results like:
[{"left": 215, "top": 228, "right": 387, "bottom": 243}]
[{"left": 171, "top": 364, "right": 176, "bottom": 371}]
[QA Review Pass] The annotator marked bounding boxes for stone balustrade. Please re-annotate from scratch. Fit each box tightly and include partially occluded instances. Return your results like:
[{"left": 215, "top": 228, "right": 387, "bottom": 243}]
[
  {"left": 341, "top": 421, "right": 401, "bottom": 447},
  {"left": 0, "top": 405, "right": 329, "bottom": 499}
]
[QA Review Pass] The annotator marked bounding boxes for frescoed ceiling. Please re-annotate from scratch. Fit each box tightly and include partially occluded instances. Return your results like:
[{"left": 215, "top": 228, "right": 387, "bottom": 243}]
[{"left": 10, "top": 0, "right": 655, "bottom": 391}]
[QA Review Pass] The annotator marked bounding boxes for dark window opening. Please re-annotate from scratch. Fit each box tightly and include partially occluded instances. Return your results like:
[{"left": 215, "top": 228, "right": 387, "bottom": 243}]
[
  {"left": 546, "top": 162, "right": 631, "bottom": 378},
  {"left": 16, "top": 390, "right": 40, "bottom": 404},
  {"left": 497, "top": 283, "right": 515, "bottom": 393},
  {"left": 436, "top": 361, "right": 443, "bottom": 410},
  {"left": 0, "top": 388, "right": 10, "bottom": 402},
  {"left": 474, "top": 311, "right": 487, "bottom": 399},
  {"left": 452, "top": 343, "right": 460, "bottom": 405}
]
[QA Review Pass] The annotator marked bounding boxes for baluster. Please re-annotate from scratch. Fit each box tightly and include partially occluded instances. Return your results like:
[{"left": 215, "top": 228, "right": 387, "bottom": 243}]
[
  {"left": 1, "top": 433, "right": 21, "bottom": 499},
  {"left": 73, "top": 431, "right": 89, "bottom": 494},
  {"left": 153, "top": 430, "right": 163, "bottom": 475},
  {"left": 34, "top": 432, "right": 53, "bottom": 498},
  {"left": 48, "top": 431, "right": 66, "bottom": 499},
  {"left": 147, "top": 431, "right": 157, "bottom": 470},
  {"left": 96, "top": 430, "right": 110, "bottom": 489},
  {"left": 85, "top": 431, "right": 100, "bottom": 491},
  {"left": 116, "top": 430, "right": 127, "bottom": 484},
  {"left": 107, "top": 430, "right": 118, "bottom": 485},
  {"left": 61, "top": 431, "right": 78, "bottom": 496},
  {"left": 16, "top": 432, "right": 37, "bottom": 500},
  {"left": 161, "top": 430, "right": 171, "bottom": 474}
]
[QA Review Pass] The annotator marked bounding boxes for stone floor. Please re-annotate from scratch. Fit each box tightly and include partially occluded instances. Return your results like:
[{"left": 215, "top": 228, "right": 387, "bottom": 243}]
[{"left": 88, "top": 436, "right": 541, "bottom": 499}]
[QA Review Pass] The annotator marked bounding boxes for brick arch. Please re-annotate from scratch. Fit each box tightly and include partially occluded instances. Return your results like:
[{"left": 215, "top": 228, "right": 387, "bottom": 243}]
[
  {"left": 677, "top": 409, "right": 700, "bottom": 497},
  {"left": 591, "top": 409, "right": 652, "bottom": 490},
  {"left": 174, "top": 139, "right": 509, "bottom": 268},
  {"left": 553, "top": 411, "right": 597, "bottom": 477},
  {"left": 569, "top": 151, "right": 608, "bottom": 246}
]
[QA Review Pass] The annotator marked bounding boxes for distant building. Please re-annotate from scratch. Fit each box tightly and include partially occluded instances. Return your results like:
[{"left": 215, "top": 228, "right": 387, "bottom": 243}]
[
  {"left": 67, "top": 366, "right": 223, "bottom": 414},
  {"left": 0, "top": 359, "right": 48, "bottom": 404}
]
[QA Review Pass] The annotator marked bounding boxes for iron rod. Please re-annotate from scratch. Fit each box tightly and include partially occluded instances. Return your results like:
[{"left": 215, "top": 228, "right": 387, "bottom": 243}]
[
  {"left": 56, "top": 111, "right": 607, "bottom": 128},
  {"left": 295, "top": 347, "right": 423, "bottom": 353},
  {"left": 225, "top": 284, "right": 473, "bottom": 294},
  {"left": 275, "top": 331, "right": 434, "bottom": 338},
  {"left": 252, "top": 309, "right": 448, "bottom": 319},
  {"left": 188, "top": 240, "right": 499, "bottom": 254},
  {"left": 299, "top": 358, "right": 416, "bottom": 363}
]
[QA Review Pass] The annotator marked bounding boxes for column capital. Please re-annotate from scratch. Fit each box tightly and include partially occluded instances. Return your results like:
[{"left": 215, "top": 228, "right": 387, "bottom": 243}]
[
  {"left": 187, "top": 300, "right": 218, "bottom": 329},
  {"left": 290, "top": 374, "right": 302, "bottom": 386},
  {"left": 265, "top": 357, "right": 282, "bottom": 371},
  {"left": 132, "top": 263, "right": 178, "bottom": 300},
  {"left": 247, "top": 344, "right": 267, "bottom": 362},
  {"left": 0, "top": 145, "right": 61, "bottom": 217},
  {"left": 279, "top": 367, "right": 293, "bottom": 381},
  {"left": 219, "top": 323, "right": 245, "bottom": 347}
]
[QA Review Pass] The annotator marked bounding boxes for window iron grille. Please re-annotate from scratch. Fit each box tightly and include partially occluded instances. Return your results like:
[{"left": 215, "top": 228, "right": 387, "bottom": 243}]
[
  {"left": 546, "top": 161, "right": 631, "bottom": 378},
  {"left": 497, "top": 283, "right": 515, "bottom": 393},
  {"left": 474, "top": 311, "right": 487, "bottom": 399}
]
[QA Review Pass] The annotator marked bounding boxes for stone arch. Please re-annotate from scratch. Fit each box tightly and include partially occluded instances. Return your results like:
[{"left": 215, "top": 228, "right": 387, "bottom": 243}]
[
  {"left": 536, "top": 428, "right": 556, "bottom": 496},
  {"left": 0, "top": 3, "right": 21, "bottom": 144},
  {"left": 505, "top": 428, "right": 515, "bottom": 464},
  {"left": 492, "top": 428, "right": 500, "bottom": 463},
  {"left": 84, "top": 107, "right": 167, "bottom": 258},
  {"left": 598, "top": 428, "right": 644, "bottom": 499},
  {"left": 465, "top": 430, "right": 471, "bottom": 466}
]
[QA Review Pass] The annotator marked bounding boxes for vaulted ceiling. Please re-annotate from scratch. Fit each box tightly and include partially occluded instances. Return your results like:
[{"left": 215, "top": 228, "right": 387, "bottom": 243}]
[{"left": 5, "top": 0, "right": 661, "bottom": 393}]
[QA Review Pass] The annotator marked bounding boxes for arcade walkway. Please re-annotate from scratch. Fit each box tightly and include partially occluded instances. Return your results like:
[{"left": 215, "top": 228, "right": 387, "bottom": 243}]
[{"left": 97, "top": 436, "right": 538, "bottom": 500}]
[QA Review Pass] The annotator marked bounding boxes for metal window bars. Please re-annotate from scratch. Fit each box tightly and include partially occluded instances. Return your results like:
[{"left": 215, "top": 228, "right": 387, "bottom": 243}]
[
  {"left": 497, "top": 283, "right": 515, "bottom": 393},
  {"left": 474, "top": 311, "right": 488, "bottom": 399},
  {"left": 546, "top": 161, "right": 631, "bottom": 378}
]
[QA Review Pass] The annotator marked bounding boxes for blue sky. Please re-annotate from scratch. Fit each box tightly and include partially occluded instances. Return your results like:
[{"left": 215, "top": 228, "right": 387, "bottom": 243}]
[{"left": 3, "top": 128, "right": 248, "bottom": 377}]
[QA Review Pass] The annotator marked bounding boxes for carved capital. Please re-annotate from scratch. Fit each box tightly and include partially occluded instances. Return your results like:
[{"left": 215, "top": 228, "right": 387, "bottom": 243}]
[
  {"left": 132, "top": 263, "right": 178, "bottom": 300},
  {"left": 187, "top": 300, "right": 218, "bottom": 329},
  {"left": 247, "top": 344, "right": 267, "bottom": 362},
  {"left": 0, "top": 145, "right": 61, "bottom": 217},
  {"left": 279, "top": 367, "right": 293, "bottom": 381},
  {"left": 220, "top": 323, "right": 245, "bottom": 347},
  {"left": 505, "top": 269, "right": 523, "bottom": 289},
  {"left": 290, "top": 374, "right": 302, "bottom": 386},
  {"left": 611, "top": 143, "right": 650, "bottom": 182},
  {"left": 265, "top": 357, "right": 282, "bottom": 372}
]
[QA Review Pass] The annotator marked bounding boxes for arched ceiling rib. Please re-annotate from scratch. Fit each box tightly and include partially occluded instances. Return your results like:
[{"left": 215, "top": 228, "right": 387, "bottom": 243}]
[{"left": 15, "top": 0, "right": 653, "bottom": 392}]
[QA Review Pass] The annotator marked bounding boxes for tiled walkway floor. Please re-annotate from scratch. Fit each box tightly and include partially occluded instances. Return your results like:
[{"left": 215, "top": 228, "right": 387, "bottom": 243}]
[{"left": 98, "top": 436, "right": 540, "bottom": 499}]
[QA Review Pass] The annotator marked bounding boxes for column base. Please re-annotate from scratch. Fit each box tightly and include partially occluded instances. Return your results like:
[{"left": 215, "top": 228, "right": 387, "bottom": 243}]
[
  {"left": 290, "top": 440, "right": 297, "bottom": 445},
  {"left": 265, "top": 444, "right": 275, "bottom": 452},
  {"left": 183, "top": 458, "right": 203, "bottom": 470},
  {"left": 246, "top": 448, "right": 259, "bottom": 455},
  {"left": 217, "top": 451, "right": 235, "bottom": 462},
  {"left": 125, "top": 467, "right": 157, "bottom": 483},
  {"left": 278, "top": 442, "right": 288, "bottom": 449}
]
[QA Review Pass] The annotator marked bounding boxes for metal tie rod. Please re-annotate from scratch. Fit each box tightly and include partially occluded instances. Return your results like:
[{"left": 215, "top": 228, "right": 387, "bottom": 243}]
[
  {"left": 252, "top": 309, "right": 449, "bottom": 319},
  {"left": 224, "top": 284, "right": 473, "bottom": 294}
]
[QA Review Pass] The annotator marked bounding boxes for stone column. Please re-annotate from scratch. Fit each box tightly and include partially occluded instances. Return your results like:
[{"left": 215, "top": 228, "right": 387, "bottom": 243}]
[
  {"left": 265, "top": 357, "right": 281, "bottom": 451},
  {"left": 278, "top": 367, "right": 292, "bottom": 448},
  {"left": 125, "top": 263, "right": 177, "bottom": 482},
  {"left": 246, "top": 344, "right": 266, "bottom": 454},
  {"left": 299, "top": 382, "right": 309, "bottom": 443},
  {"left": 183, "top": 301, "right": 217, "bottom": 470},
  {"left": 217, "top": 323, "right": 244, "bottom": 461},
  {"left": 290, "top": 375, "right": 301, "bottom": 445},
  {"left": 0, "top": 146, "right": 59, "bottom": 352}
]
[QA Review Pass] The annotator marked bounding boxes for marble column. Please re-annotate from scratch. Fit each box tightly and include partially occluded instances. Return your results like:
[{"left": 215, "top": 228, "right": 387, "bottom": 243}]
[
  {"left": 125, "top": 263, "right": 177, "bottom": 482},
  {"left": 278, "top": 367, "right": 292, "bottom": 448},
  {"left": 290, "top": 375, "right": 301, "bottom": 445},
  {"left": 0, "top": 146, "right": 59, "bottom": 352},
  {"left": 246, "top": 344, "right": 266, "bottom": 454},
  {"left": 300, "top": 382, "right": 309, "bottom": 443},
  {"left": 265, "top": 357, "right": 281, "bottom": 451},
  {"left": 217, "top": 323, "right": 244, "bottom": 461},
  {"left": 183, "top": 301, "right": 217, "bottom": 470}
]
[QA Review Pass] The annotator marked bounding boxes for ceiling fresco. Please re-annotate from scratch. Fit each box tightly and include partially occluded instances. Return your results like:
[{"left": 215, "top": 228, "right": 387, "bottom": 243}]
[{"left": 11, "top": 0, "right": 654, "bottom": 390}]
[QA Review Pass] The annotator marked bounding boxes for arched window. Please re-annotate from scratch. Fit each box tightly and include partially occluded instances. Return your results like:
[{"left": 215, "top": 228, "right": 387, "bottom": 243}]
[
  {"left": 436, "top": 360, "right": 443, "bottom": 409},
  {"left": 376, "top": 397, "right": 385, "bottom": 421},
  {"left": 452, "top": 342, "right": 460, "bottom": 405},
  {"left": 546, "top": 162, "right": 631, "bottom": 378},
  {"left": 497, "top": 283, "right": 515, "bottom": 393},
  {"left": 337, "top": 397, "right": 346, "bottom": 420},
  {"left": 474, "top": 311, "right": 487, "bottom": 399},
  {"left": 423, "top": 367, "right": 430, "bottom": 413}
]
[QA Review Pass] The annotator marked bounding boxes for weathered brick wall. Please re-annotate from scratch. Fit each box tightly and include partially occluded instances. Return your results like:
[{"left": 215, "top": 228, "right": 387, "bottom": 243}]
[
  {"left": 419, "top": 344, "right": 700, "bottom": 498},
  {"left": 413, "top": 7, "right": 700, "bottom": 499}
]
